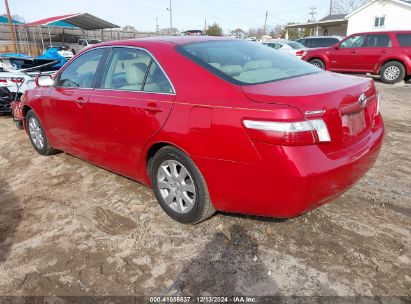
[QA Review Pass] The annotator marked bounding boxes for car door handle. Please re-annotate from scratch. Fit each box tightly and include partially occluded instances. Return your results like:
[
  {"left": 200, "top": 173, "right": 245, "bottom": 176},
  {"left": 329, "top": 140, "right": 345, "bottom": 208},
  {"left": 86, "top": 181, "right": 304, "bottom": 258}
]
[
  {"left": 74, "top": 97, "right": 87, "bottom": 104},
  {"left": 351, "top": 50, "right": 357, "bottom": 54},
  {"left": 143, "top": 104, "right": 162, "bottom": 113},
  {"left": 381, "top": 50, "right": 388, "bottom": 53}
]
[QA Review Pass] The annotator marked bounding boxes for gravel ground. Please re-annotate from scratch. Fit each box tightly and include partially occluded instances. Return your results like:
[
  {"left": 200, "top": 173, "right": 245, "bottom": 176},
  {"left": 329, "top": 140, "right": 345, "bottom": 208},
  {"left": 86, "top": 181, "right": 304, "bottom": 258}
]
[{"left": 0, "top": 78, "right": 410, "bottom": 299}]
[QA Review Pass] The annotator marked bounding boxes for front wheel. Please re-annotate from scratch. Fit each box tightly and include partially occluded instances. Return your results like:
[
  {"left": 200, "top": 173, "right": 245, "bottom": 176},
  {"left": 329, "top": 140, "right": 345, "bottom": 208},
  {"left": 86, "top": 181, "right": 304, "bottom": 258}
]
[
  {"left": 380, "top": 62, "right": 405, "bottom": 84},
  {"left": 151, "top": 146, "right": 215, "bottom": 224},
  {"left": 309, "top": 58, "right": 325, "bottom": 70},
  {"left": 26, "top": 110, "right": 57, "bottom": 155}
]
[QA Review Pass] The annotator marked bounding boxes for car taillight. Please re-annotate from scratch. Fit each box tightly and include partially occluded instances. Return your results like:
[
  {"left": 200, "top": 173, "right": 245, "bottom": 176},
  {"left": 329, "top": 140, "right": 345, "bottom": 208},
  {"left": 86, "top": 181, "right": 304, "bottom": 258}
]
[
  {"left": 243, "top": 119, "right": 331, "bottom": 146},
  {"left": 296, "top": 50, "right": 304, "bottom": 56}
]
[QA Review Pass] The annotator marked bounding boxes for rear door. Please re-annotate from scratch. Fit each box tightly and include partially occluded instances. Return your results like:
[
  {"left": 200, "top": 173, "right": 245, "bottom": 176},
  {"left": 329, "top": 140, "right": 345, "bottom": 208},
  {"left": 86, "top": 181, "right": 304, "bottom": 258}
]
[
  {"left": 41, "top": 48, "right": 107, "bottom": 158},
  {"left": 88, "top": 47, "right": 175, "bottom": 179},
  {"left": 329, "top": 34, "right": 367, "bottom": 71},
  {"left": 359, "top": 34, "right": 393, "bottom": 71}
]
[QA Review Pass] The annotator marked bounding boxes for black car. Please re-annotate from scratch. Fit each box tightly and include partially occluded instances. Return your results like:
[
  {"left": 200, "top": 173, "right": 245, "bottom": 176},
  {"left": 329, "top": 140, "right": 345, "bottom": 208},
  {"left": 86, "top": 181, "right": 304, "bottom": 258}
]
[
  {"left": 296, "top": 36, "right": 344, "bottom": 48},
  {"left": 0, "top": 87, "right": 13, "bottom": 115}
]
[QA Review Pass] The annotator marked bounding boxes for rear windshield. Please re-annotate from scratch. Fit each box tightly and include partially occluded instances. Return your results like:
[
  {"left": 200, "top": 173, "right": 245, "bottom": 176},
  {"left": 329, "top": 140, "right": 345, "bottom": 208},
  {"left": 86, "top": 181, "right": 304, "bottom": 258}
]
[
  {"left": 396, "top": 34, "right": 411, "bottom": 46},
  {"left": 177, "top": 40, "right": 320, "bottom": 85}
]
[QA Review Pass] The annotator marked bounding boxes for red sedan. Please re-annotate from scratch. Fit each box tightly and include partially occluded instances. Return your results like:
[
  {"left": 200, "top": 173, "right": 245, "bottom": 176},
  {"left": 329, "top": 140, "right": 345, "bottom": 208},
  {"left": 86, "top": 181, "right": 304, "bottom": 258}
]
[{"left": 15, "top": 37, "right": 384, "bottom": 223}]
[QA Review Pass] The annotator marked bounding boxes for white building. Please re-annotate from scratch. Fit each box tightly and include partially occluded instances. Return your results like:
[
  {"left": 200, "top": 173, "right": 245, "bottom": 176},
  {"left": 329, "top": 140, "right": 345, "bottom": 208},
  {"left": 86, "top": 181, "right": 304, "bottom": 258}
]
[
  {"left": 346, "top": 0, "right": 411, "bottom": 35},
  {"left": 285, "top": 0, "right": 411, "bottom": 39}
]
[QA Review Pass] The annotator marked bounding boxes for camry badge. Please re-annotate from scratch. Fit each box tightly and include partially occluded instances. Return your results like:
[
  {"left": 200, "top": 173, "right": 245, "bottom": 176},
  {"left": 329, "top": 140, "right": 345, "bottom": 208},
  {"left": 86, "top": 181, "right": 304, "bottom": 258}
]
[
  {"left": 359, "top": 93, "right": 367, "bottom": 108},
  {"left": 305, "top": 109, "right": 326, "bottom": 116}
]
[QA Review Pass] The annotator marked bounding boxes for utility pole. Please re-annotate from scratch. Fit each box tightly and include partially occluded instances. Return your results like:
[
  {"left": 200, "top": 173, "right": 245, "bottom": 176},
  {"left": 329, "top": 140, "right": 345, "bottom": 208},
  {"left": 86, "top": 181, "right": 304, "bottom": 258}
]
[
  {"left": 166, "top": 0, "right": 173, "bottom": 33},
  {"left": 155, "top": 16, "right": 159, "bottom": 33},
  {"left": 204, "top": 18, "right": 207, "bottom": 34},
  {"left": 329, "top": 0, "right": 333, "bottom": 15},
  {"left": 309, "top": 6, "right": 317, "bottom": 22},
  {"left": 4, "top": 0, "right": 17, "bottom": 52},
  {"left": 263, "top": 11, "right": 268, "bottom": 35}
]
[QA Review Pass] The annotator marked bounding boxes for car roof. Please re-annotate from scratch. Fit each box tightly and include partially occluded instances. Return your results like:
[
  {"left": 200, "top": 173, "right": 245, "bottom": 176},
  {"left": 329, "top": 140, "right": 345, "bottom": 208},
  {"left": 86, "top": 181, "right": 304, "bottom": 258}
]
[
  {"left": 348, "top": 30, "right": 411, "bottom": 35},
  {"left": 97, "top": 36, "right": 235, "bottom": 48}
]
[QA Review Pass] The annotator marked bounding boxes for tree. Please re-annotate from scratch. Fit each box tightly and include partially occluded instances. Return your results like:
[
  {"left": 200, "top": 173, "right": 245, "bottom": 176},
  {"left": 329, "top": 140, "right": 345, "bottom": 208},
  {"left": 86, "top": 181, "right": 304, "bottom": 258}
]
[
  {"left": 230, "top": 28, "right": 246, "bottom": 38},
  {"left": 269, "top": 25, "right": 284, "bottom": 39},
  {"left": 333, "top": 0, "right": 368, "bottom": 14},
  {"left": 1, "top": 13, "right": 25, "bottom": 23},
  {"left": 206, "top": 23, "right": 223, "bottom": 36},
  {"left": 247, "top": 27, "right": 266, "bottom": 39},
  {"left": 123, "top": 25, "right": 137, "bottom": 32}
]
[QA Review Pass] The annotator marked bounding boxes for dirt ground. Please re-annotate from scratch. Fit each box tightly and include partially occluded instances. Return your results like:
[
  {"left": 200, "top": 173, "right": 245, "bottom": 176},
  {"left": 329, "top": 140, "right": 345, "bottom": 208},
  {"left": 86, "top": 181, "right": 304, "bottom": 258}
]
[{"left": 0, "top": 78, "right": 410, "bottom": 299}]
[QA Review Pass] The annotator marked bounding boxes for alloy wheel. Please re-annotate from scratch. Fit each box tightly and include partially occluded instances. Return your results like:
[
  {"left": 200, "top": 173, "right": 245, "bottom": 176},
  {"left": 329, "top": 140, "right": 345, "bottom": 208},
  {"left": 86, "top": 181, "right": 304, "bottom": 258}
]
[
  {"left": 156, "top": 160, "right": 196, "bottom": 214},
  {"left": 28, "top": 117, "right": 45, "bottom": 150},
  {"left": 384, "top": 66, "right": 401, "bottom": 81}
]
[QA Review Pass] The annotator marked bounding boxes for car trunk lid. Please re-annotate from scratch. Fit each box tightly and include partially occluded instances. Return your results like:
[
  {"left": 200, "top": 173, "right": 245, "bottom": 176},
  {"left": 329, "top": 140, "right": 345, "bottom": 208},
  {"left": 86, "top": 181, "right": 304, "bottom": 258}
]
[{"left": 241, "top": 72, "right": 378, "bottom": 155}]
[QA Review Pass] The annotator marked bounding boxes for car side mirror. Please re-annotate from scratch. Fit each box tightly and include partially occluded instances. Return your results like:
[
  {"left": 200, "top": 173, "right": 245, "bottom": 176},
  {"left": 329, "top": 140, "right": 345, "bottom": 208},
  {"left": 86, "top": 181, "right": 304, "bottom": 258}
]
[
  {"left": 334, "top": 44, "right": 340, "bottom": 50},
  {"left": 36, "top": 75, "right": 54, "bottom": 87}
]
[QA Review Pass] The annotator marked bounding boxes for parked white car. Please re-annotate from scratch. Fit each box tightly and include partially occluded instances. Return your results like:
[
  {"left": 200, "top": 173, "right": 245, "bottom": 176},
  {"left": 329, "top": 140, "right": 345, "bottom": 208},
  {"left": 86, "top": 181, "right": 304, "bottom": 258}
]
[{"left": 262, "top": 40, "right": 308, "bottom": 57}]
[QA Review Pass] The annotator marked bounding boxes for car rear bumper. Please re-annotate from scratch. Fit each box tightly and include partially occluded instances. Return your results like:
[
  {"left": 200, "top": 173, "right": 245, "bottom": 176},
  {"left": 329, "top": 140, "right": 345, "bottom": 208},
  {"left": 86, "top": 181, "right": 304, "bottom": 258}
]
[{"left": 194, "top": 117, "right": 384, "bottom": 218}]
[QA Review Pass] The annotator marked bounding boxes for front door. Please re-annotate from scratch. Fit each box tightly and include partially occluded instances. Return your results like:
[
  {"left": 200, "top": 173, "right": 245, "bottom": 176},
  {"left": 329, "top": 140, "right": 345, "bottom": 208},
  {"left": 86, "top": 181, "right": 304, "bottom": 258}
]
[
  {"left": 41, "top": 48, "right": 107, "bottom": 158},
  {"left": 329, "top": 34, "right": 367, "bottom": 71},
  {"left": 88, "top": 47, "right": 175, "bottom": 179}
]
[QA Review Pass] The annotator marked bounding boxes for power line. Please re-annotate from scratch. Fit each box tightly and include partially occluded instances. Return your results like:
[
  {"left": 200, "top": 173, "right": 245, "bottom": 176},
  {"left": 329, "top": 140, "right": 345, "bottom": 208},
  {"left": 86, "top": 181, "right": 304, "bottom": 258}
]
[{"left": 309, "top": 6, "right": 317, "bottom": 21}]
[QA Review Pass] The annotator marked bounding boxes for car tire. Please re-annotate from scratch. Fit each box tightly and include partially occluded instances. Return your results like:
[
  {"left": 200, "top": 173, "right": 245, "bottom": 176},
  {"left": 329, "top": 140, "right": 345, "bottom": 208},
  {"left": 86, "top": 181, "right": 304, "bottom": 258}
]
[
  {"left": 380, "top": 61, "right": 406, "bottom": 84},
  {"left": 309, "top": 58, "right": 325, "bottom": 70},
  {"left": 14, "top": 120, "right": 24, "bottom": 130},
  {"left": 151, "top": 146, "right": 215, "bottom": 224},
  {"left": 26, "top": 110, "right": 57, "bottom": 156}
]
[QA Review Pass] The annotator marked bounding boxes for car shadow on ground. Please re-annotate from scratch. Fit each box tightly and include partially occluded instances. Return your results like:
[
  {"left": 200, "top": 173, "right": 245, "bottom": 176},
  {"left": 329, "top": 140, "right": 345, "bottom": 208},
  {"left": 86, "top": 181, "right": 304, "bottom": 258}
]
[
  {"left": 165, "top": 224, "right": 278, "bottom": 296},
  {"left": 0, "top": 177, "right": 21, "bottom": 263}
]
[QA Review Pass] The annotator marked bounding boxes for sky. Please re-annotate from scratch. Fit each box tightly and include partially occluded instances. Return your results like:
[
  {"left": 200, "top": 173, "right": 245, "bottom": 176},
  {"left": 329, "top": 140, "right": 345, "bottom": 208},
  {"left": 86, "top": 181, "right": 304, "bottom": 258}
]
[{"left": 6, "top": 0, "right": 330, "bottom": 33}]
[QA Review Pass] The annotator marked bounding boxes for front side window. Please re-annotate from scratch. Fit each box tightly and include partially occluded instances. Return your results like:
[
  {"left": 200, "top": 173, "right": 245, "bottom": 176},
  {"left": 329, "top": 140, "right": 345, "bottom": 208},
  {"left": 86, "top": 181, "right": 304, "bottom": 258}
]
[
  {"left": 340, "top": 35, "right": 366, "bottom": 48},
  {"left": 364, "top": 34, "right": 392, "bottom": 47},
  {"left": 177, "top": 40, "right": 320, "bottom": 85},
  {"left": 101, "top": 47, "right": 173, "bottom": 93},
  {"left": 57, "top": 48, "right": 105, "bottom": 88}
]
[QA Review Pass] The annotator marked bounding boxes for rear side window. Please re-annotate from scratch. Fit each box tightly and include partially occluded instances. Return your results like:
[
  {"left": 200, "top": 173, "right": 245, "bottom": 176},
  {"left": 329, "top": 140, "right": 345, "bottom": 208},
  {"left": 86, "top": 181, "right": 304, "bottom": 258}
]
[
  {"left": 396, "top": 34, "right": 411, "bottom": 46},
  {"left": 101, "top": 48, "right": 151, "bottom": 91},
  {"left": 58, "top": 48, "right": 105, "bottom": 88},
  {"left": 100, "top": 47, "right": 173, "bottom": 93},
  {"left": 177, "top": 40, "right": 320, "bottom": 85},
  {"left": 365, "top": 34, "right": 392, "bottom": 47}
]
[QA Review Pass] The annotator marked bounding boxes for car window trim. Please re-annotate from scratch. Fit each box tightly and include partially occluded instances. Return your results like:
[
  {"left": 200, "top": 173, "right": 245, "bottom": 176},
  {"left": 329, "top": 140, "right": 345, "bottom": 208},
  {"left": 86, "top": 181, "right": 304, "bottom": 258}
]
[
  {"left": 363, "top": 34, "right": 392, "bottom": 48},
  {"left": 54, "top": 47, "right": 109, "bottom": 90},
  {"left": 54, "top": 45, "right": 176, "bottom": 95},
  {"left": 96, "top": 45, "right": 176, "bottom": 95}
]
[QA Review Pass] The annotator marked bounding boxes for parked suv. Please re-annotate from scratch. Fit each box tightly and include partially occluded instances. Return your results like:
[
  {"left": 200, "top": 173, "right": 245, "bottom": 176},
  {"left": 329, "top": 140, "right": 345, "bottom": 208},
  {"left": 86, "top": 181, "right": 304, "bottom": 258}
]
[
  {"left": 301, "top": 31, "right": 411, "bottom": 83},
  {"left": 296, "top": 36, "right": 344, "bottom": 48}
]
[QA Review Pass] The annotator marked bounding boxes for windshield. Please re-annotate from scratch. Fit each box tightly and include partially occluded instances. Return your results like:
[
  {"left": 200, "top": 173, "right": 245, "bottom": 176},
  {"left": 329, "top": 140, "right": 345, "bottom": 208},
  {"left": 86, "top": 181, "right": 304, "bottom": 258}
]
[
  {"left": 177, "top": 40, "right": 320, "bottom": 85},
  {"left": 88, "top": 40, "right": 101, "bottom": 45}
]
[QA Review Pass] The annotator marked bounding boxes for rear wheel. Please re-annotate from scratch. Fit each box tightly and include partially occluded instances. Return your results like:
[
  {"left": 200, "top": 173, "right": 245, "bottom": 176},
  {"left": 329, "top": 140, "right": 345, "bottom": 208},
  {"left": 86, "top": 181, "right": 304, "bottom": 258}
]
[
  {"left": 309, "top": 58, "right": 325, "bottom": 70},
  {"left": 151, "top": 146, "right": 215, "bottom": 224},
  {"left": 380, "top": 61, "right": 405, "bottom": 84},
  {"left": 26, "top": 110, "right": 57, "bottom": 155}
]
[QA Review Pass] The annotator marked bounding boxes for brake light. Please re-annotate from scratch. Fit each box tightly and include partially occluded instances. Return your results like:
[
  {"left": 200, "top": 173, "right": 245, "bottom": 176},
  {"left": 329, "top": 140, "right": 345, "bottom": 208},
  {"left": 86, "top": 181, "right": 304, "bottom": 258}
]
[
  {"left": 243, "top": 119, "right": 331, "bottom": 146},
  {"left": 296, "top": 50, "right": 304, "bottom": 57}
]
